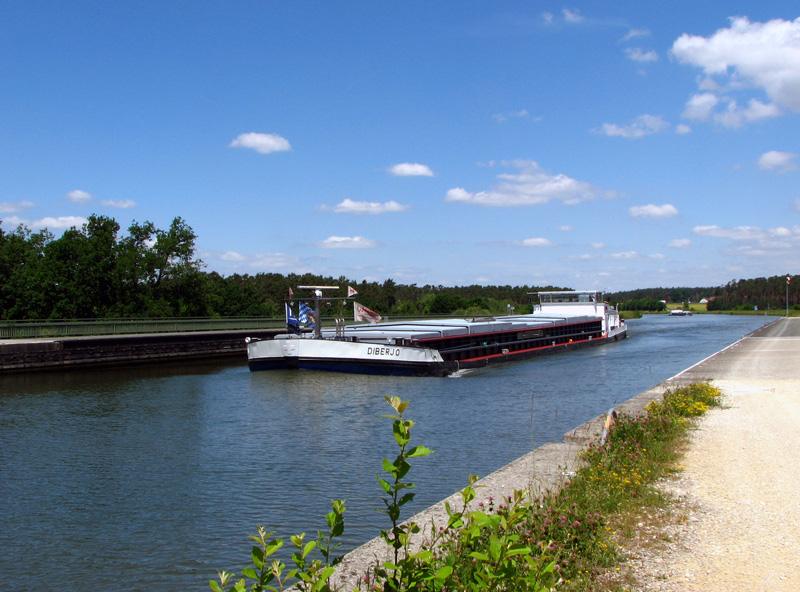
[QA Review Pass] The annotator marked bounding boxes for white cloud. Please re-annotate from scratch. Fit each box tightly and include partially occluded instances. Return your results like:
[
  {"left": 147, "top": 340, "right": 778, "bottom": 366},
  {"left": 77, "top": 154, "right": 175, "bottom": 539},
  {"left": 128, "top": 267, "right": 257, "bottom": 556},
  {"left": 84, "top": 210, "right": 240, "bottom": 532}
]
[
  {"left": 320, "top": 198, "right": 411, "bottom": 215},
  {"left": 319, "top": 236, "right": 379, "bottom": 249},
  {"left": 31, "top": 216, "right": 88, "bottom": 231},
  {"left": 625, "top": 48, "right": 658, "bottom": 62},
  {"left": 387, "top": 163, "right": 434, "bottom": 177},
  {"left": 0, "top": 216, "right": 25, "bottom": 227},
  {"left": 595, "top": 114, "right": 669, "bottom": 138},
  {"left": 693, "top": 225, "right": 753, "bottom": 240},
  {"left": 772, "top": 226, "right": 792, "bottom": 237},
  {"left": 669, "top": 238, "right": 692, "bottom": 249},
  {"left": 590, "top": 242, "right": 605, "bottom": 249},
  {"left": 248, "top": 252, "right": 305, "bottom": 269},
  {"left": 698, "top": 77, "right": 725, "bottom": 92},
  {"left": 201, "top": 249, "right": 310, "bottom": 273},
  {"left": 713, "top": 98, "right": 780, "bottom": 128},
  {"left": 692, "top": 224, "right": 800, "bottom": 260},
  {"left": 611, "top": 251, "right": 639, "bottom": 259},
  {"left": 693, "top": 225, "right": 799, "bottom": 241},
  {"left": 516, "top": 238, "right": 554, "bottom": 247},
  {"left": 629, "top": 204, "right": 679, "bottom": 219},
  {"left": 101, "top": 199, "right": 137, "bottom": 209},
  {"left": 445, "top": 159, "right": 618, "bottom": 207},
  {"left": 672, "top": 17, "right": 800, "bottom": 126},
  {"left": 682, "top": 93, "right": 718, "bottom": 121},
  {"left": 0, "top": 200, "right": 34, "bottom": 214},
  {"left": 492, "top": 109, "right": 534, "bottom": 123},
  {"left": 675, "top": 123, "right": 692, "bottom": 134},
  {"left": 622, "top": 28, "right": 651, "bottom": 41},
  {"left": 229, "top": 132, "right": 291, "bottom": 154},
  {"left": 541, "top": 12, "right": 554, "bottom": 25},
  {"left": 562, "top": 8, "right": 584, "bottom": 23},
  {"left": 757, "top": 150, "right": 798, "bottom": 172},
  {"left": 557, "top": 225, "right": 573, "bottom": 232},
  {"left": 65, "top": 189, "right": 94, "bottom": 204}
]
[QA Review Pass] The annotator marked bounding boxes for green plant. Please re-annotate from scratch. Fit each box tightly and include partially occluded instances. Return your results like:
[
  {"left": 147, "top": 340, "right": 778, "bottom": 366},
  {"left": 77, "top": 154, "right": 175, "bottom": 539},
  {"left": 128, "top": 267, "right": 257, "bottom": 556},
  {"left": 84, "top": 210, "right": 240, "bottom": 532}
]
[
  {"left": 373, "top": 396, "right": 442, "bottom": 591},
  {"left": 210, "top": 500, "right": 346, "bottom": 592},
  {"left": 435, "top": 486, "right": 559, "bottom": 592},
  {"left": 372, "top": 399, "right": 558, "bottom": 592}
]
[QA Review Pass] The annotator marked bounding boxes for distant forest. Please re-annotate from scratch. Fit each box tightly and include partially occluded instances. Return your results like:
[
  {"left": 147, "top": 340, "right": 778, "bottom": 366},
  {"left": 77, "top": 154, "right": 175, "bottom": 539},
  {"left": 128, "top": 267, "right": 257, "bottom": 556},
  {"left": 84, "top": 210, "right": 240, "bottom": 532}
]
[
  {"left": 1, "top": 215, "right": 797, "bottom": 320},
  {"left": 606, "top": 278, "right": 799, "bottom": 311}
]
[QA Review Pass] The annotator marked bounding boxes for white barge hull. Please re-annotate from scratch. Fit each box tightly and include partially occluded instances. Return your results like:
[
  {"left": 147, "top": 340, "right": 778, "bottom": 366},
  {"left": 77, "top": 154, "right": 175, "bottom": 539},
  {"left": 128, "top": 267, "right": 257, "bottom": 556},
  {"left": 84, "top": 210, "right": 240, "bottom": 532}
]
[{"left": 247, "top": 337, "right": 454, "bottom": 376}]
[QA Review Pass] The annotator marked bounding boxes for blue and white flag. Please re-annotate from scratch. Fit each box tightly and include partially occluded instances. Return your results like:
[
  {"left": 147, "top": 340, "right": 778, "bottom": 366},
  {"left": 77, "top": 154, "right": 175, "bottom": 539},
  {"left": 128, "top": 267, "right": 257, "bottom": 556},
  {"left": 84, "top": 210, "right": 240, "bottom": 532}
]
[
  {"left": 286, "top": 303, "right": 302, "bottom": 334},
  {"left": 298, "top": 302, "right": 315, "bottom": 328}
]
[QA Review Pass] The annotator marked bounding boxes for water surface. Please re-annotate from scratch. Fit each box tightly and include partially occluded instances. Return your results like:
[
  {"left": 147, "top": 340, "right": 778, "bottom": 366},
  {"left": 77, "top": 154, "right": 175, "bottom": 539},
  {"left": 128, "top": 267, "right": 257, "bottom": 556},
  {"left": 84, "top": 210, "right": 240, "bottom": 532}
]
[{"left": 0, "top": 313, "right": 772, "bottom": 590}]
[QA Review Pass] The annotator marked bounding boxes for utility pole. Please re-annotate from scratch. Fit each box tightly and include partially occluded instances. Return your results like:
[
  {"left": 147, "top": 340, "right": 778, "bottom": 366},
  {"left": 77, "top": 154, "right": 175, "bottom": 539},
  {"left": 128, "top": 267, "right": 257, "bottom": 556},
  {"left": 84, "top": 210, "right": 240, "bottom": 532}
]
[{"left": 787, "top": 276, "right": 791, "bottom": 317}]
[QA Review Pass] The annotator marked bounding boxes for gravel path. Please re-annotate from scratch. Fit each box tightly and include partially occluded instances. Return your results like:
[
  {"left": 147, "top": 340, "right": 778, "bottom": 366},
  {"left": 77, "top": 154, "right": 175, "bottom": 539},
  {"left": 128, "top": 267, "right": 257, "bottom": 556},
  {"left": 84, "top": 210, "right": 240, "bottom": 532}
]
[{"left": 628, "top": 378, "right": 800, "bottom": 591}]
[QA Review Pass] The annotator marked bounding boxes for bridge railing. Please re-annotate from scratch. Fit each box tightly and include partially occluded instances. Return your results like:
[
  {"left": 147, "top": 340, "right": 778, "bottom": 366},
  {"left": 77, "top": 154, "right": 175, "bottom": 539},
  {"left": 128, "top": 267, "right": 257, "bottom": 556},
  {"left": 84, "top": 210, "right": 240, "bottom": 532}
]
[
  {"left": 0, "top": 314, "right": 478, "bottom": 340},
  {"left": 0, "top": 317, "right": 287, "bottom": 339}
]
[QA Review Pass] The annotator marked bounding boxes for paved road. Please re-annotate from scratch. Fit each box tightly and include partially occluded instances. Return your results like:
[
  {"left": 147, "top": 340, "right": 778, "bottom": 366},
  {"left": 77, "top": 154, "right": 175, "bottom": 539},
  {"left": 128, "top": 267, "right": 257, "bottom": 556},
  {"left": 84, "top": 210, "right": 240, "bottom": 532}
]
[{"left": 677, "top": 317, "right": 800, "bottom": 381}]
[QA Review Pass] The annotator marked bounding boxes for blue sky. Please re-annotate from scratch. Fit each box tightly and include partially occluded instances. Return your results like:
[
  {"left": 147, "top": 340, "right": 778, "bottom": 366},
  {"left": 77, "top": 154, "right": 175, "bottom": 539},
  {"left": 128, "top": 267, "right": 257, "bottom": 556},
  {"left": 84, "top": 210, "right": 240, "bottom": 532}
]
[{"left": 2, "top": 1, "right": 799, "bottom": 291}]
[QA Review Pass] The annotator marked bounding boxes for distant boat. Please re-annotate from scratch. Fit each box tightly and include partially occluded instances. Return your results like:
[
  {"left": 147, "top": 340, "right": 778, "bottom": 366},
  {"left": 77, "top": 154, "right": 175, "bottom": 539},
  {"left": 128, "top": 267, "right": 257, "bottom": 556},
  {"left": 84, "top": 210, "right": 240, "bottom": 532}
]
[
  {"left": 246, "top": 289, "right": 628, "bottom": 377},
  {"left": 669, "top": 309, "right": 692, "bottom": 316}
]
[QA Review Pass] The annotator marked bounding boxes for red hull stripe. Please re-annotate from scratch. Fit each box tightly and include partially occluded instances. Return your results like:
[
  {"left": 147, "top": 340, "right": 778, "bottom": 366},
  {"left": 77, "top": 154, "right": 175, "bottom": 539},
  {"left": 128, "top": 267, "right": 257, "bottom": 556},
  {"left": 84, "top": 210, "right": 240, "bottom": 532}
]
[{"left": 456, "top": 336, "right": 599, "bottom": 363}]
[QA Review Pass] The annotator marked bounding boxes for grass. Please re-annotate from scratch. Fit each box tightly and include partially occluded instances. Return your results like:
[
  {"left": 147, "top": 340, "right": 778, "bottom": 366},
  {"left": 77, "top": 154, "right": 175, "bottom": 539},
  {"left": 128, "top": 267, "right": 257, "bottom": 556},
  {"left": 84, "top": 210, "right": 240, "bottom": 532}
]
[
  {"left": 665, "top": 303, "right": 703, "bottom": 312},
  {"left": 645, "top": 303, "right": 796, "bottom": 316}
]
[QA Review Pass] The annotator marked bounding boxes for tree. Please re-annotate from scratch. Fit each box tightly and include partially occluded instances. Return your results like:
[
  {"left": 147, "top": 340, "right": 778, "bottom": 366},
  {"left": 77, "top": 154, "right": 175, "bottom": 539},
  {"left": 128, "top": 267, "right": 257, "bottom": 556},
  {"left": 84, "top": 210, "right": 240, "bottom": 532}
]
[
  {"left": 152, "top": 217, "right": 201, "bottom": 287},
  {"left": 0, "top": 224, "right": 54, "bottom": 319},
  {"left": 83, "top": 215, "right": 121, "bottom": 315},
  {"left": 113, "top": 220, "right": 157, "bottom": 315}
]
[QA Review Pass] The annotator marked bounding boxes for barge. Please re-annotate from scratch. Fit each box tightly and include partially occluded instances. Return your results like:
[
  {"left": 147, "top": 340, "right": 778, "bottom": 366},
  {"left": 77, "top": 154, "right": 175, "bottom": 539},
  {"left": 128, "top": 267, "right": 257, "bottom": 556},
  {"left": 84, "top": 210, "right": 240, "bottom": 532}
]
[{"left": 246, "top": 289, "right": 627, "bottom": 377}]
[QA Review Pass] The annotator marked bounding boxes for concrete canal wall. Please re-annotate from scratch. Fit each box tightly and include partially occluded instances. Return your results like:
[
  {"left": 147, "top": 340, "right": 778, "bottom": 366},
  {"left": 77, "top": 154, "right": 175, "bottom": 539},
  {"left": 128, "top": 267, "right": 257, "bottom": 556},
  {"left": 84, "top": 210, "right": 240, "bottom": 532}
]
[
  {"left": 329, "top": 318, "right": 790, "bottom": 589},
  {"left": 0, "top": 329, "right": 283, "bottom": 372}
]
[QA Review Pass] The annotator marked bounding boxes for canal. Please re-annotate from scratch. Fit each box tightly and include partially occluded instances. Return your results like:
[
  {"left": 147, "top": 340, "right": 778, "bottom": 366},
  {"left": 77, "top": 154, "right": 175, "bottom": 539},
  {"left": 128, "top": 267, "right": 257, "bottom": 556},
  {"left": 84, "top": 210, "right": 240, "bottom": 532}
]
[{"left": 0, "top": 313, "right": 772, "bottom": 590}]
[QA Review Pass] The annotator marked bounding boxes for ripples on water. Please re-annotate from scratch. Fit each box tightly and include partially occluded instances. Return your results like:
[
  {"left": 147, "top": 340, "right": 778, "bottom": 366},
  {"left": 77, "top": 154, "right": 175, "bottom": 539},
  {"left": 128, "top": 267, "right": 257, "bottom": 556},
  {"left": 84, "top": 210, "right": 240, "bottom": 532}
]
[{"left": 0, "top": 314, "right": 772, "bottom": 590}]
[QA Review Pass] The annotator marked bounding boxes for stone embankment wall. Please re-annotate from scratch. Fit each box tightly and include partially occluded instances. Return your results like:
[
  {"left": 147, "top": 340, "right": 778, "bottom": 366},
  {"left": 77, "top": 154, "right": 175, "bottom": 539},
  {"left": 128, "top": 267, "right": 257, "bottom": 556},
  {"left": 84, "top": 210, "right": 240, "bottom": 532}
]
[{"left": 0, "top": 329, "right": 283, "bottom": 372}]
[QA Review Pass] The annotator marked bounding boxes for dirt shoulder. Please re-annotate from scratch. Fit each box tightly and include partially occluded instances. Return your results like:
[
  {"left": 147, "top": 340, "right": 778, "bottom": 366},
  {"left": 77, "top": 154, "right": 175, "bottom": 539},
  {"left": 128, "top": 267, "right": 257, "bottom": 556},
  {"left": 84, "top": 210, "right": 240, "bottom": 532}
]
[{"left": 625, "top": 378, "right": 800, "bottom": 591}]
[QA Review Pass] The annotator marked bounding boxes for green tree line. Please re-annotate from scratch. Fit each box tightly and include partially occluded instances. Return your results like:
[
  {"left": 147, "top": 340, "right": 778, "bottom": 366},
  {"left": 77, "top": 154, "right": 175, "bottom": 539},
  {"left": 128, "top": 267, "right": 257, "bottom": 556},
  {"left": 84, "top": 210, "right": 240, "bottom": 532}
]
[
  {"left": 3, "top": 215, "right": 796, "bottom": 320},
  {"left": 706, "top": 275, "right": 799, "bottom": 311},
  {"left": 606, "top": 275, "right": 799, "bottom": 312},
  {"left": 1, "top": 215, "right": 205, "bottom": 319},
  {"left": 614, "top": 297, "right": 667, "bottom": 312},
  {"left": 606, "top": 286, "right": 708, "bottom": 304},
  {"left": 0, "top": 216, "right": 565, "bottom": 320}
]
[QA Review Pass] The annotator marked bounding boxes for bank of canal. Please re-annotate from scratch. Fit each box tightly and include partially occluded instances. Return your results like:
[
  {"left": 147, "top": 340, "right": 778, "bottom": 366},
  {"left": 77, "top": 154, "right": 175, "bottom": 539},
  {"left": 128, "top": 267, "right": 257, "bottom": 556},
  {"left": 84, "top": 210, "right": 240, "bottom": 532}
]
[{"left": 0, "top": 329, "right": 283, "bottom": 372}]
